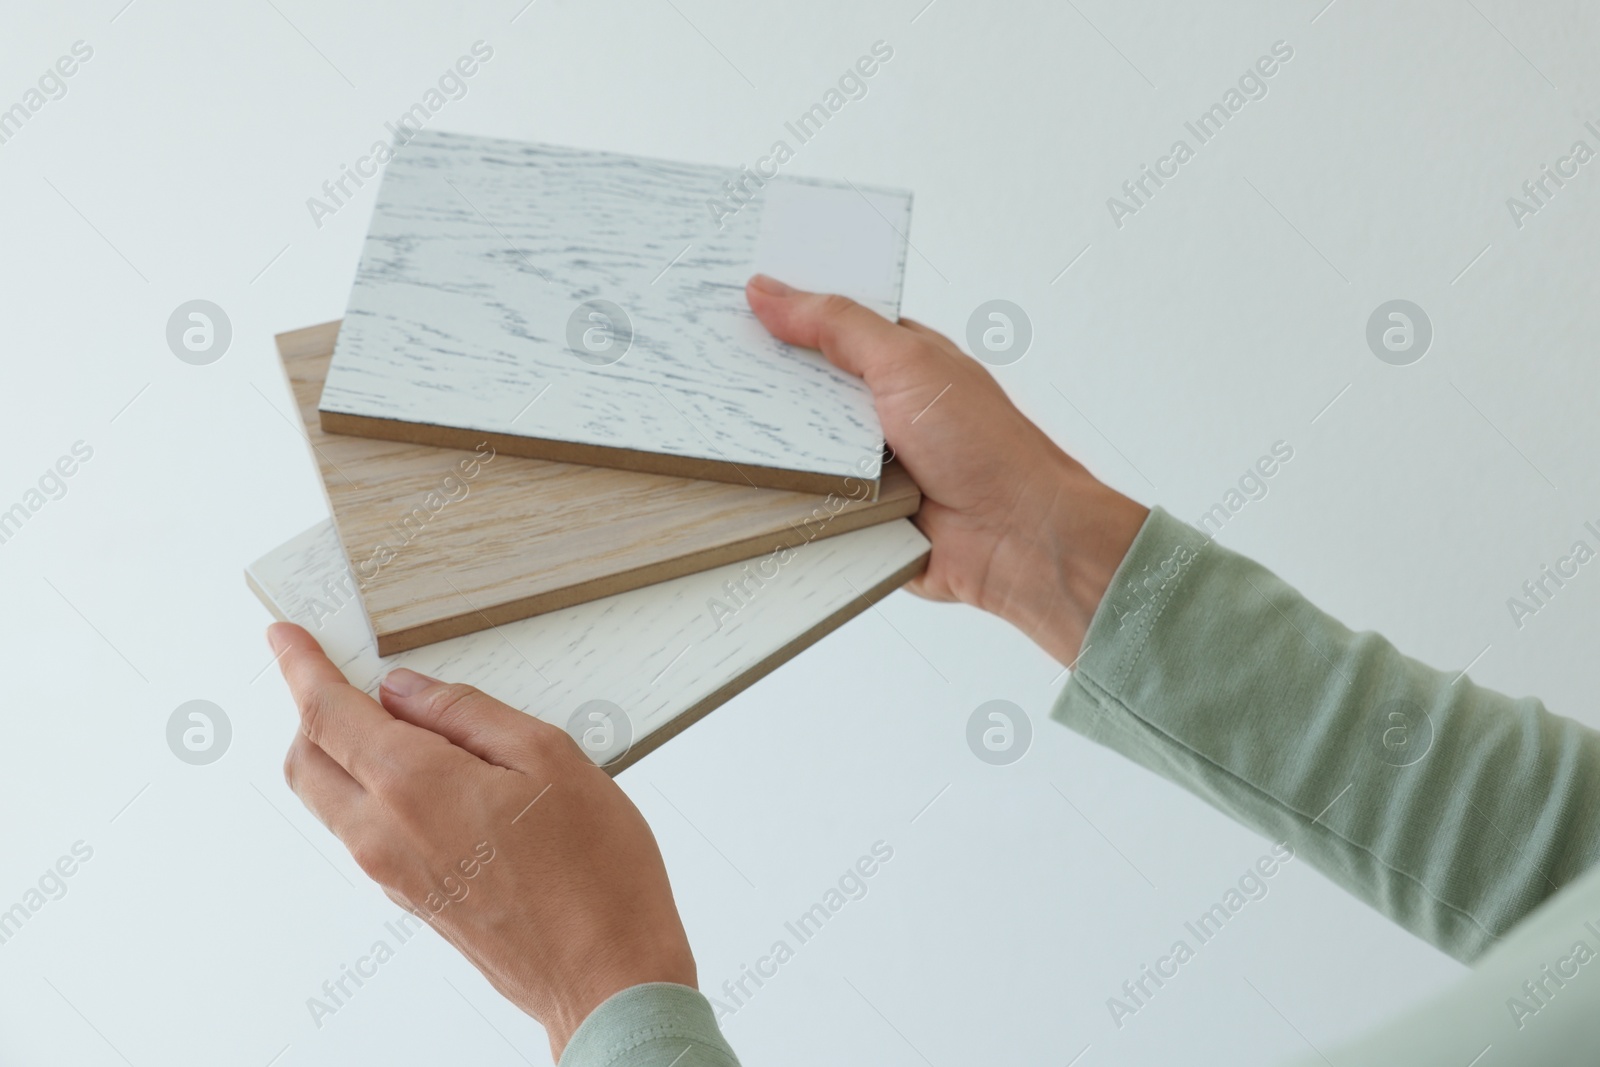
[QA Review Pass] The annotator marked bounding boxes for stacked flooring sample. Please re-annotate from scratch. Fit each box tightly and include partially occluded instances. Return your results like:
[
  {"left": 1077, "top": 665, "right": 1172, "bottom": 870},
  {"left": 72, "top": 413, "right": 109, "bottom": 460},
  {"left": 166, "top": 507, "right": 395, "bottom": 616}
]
[
  {"left": 317, "top": 131, "right": 913, "bottom": 495},
  {"left": 251, "top": 133, "right": 925, "bottom": 769},
  {"left": 278, "top": 321, "right": 919, "bottom": 655},
  {"left": 248, "top": 517, "right": 928, "bottom": 774}
]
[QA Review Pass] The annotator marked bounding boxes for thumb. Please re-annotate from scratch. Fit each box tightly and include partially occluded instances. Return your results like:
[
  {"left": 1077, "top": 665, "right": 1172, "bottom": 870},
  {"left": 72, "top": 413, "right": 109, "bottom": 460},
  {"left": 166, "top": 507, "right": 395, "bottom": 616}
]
[{"left": 745, "top": 274, "right": 909, "bottom": 384}]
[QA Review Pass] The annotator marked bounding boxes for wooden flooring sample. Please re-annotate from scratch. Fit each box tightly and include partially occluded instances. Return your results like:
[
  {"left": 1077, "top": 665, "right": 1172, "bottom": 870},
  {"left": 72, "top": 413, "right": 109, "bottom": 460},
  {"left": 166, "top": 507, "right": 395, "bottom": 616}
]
[
  {"left": 317, "top": 130, "right": 913, "bottom": 495},
  {"left": 278, "top": 321, "right": 920, "bottom": 656},
  {"left": 247, "top": 518, "right": 930, "bottom": 774}
]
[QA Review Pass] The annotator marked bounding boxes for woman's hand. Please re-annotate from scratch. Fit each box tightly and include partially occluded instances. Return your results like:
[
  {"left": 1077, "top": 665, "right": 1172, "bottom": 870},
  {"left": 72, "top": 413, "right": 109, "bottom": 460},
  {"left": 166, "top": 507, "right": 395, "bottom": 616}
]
[
  {"left": 746, "top": 275, "right": 1147, "bottom": 664},
  {"left": 270, "top": 621, "right": 696, "bottom": 1060}
]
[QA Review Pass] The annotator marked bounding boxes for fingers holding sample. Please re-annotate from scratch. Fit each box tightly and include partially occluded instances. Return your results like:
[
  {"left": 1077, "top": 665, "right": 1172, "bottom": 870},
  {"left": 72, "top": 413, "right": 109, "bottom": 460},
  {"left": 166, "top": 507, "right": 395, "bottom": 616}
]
[
  {"left": 378, "top": 667, "right": 583, "bottom": 776},
  {"left": 269, "top": 621, "right": 445, "bottom": 790}
]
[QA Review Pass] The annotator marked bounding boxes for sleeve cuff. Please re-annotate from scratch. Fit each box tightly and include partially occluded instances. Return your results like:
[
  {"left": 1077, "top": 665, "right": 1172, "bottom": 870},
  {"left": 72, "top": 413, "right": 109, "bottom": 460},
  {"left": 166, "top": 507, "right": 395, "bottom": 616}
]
[
  {"left": 1056, "top": 504, "right": 1212, "bottom": 702},
  {"left": 559, "top": 983, "right": 740, "bottom": 1067}
]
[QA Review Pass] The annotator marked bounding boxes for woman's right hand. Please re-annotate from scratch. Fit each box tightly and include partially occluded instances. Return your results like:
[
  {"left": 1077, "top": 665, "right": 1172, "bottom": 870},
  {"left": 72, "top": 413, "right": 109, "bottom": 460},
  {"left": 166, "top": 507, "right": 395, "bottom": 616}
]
[{"left": 746, "top": 274, "right": 1148, "bottom": 665}]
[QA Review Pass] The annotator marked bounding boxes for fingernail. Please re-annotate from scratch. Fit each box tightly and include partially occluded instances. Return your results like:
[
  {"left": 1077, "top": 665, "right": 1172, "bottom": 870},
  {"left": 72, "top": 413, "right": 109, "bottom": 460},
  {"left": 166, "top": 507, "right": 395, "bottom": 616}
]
[
  {"left": 381, "top": 667, "right": 437, "bottom": 697},
  {"left": 748, "top": 273, "right": 793, "bottom": 296},
  {"left": 267, "top": 622, "right": 293, "bottom": 655}
]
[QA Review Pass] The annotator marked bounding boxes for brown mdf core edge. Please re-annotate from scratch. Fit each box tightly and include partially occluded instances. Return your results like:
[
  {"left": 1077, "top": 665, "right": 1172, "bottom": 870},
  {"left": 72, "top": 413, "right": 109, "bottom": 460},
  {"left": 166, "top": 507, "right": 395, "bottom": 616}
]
[
  {"left": 378, "top": 489, "right": 919, "bottom": 655},
  {"left": 316, "top": 409, "right": 883, "bottom": 500}
]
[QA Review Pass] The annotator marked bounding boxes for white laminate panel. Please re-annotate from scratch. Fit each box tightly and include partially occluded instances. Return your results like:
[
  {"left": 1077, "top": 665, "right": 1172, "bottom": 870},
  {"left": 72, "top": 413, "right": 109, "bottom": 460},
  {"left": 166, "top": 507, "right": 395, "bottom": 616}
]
[
  {"left": 246, "top": 516, "right": 929, "bottom": 771},
  {"left": 318, "top": 131, "right": 912, "bottom": 489}
]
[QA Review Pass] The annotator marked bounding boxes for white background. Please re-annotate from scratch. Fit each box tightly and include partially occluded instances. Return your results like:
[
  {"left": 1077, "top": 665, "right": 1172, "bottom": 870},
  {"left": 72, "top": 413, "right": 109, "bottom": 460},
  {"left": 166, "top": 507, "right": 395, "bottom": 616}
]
[{"left": 3, "top": 1, "right": 1598, "bottom": 1064}]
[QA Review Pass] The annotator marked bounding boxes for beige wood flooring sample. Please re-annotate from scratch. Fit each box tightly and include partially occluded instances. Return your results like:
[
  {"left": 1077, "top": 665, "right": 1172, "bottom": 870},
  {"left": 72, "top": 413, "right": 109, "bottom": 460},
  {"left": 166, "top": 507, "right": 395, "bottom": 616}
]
[{"left": 275, "top": 322, "right": 919, "bottom": 656}]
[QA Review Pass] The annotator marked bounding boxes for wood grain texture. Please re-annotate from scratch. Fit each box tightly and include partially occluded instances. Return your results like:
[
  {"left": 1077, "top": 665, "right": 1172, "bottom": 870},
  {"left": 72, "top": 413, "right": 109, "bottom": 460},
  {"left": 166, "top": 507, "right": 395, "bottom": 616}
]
[
  {"left": 247, "top": 518, "right": 930, "bottom": 774},
  {"left": 316, "top": 130, "right": 913, "bottom": 494},
  {"left": 278, "top": 321, "right": 920, "bottom": 656}
]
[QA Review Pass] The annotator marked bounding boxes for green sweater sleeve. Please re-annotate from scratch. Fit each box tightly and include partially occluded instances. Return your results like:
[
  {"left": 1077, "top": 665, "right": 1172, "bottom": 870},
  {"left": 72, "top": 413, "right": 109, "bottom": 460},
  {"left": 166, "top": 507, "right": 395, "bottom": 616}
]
[
  {"left": 1053, "top": 507, "right": 1600, "bottom": 962},
  {"left": 561, "top": 506, "right": 1600, "bottom": 1067},
  {"left": 559, "top": 983, "right": 740, "bottom": 1067}
]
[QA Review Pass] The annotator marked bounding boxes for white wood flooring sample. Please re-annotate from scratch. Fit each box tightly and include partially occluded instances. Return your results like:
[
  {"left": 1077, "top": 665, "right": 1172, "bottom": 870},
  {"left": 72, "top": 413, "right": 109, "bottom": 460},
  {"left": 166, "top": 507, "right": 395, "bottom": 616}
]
[
  {"left": 247, "top": 517, "right": 929, "bottom": 773},
  {"left": 318, "top": 130, "right": 913, "bottom": 495}
]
